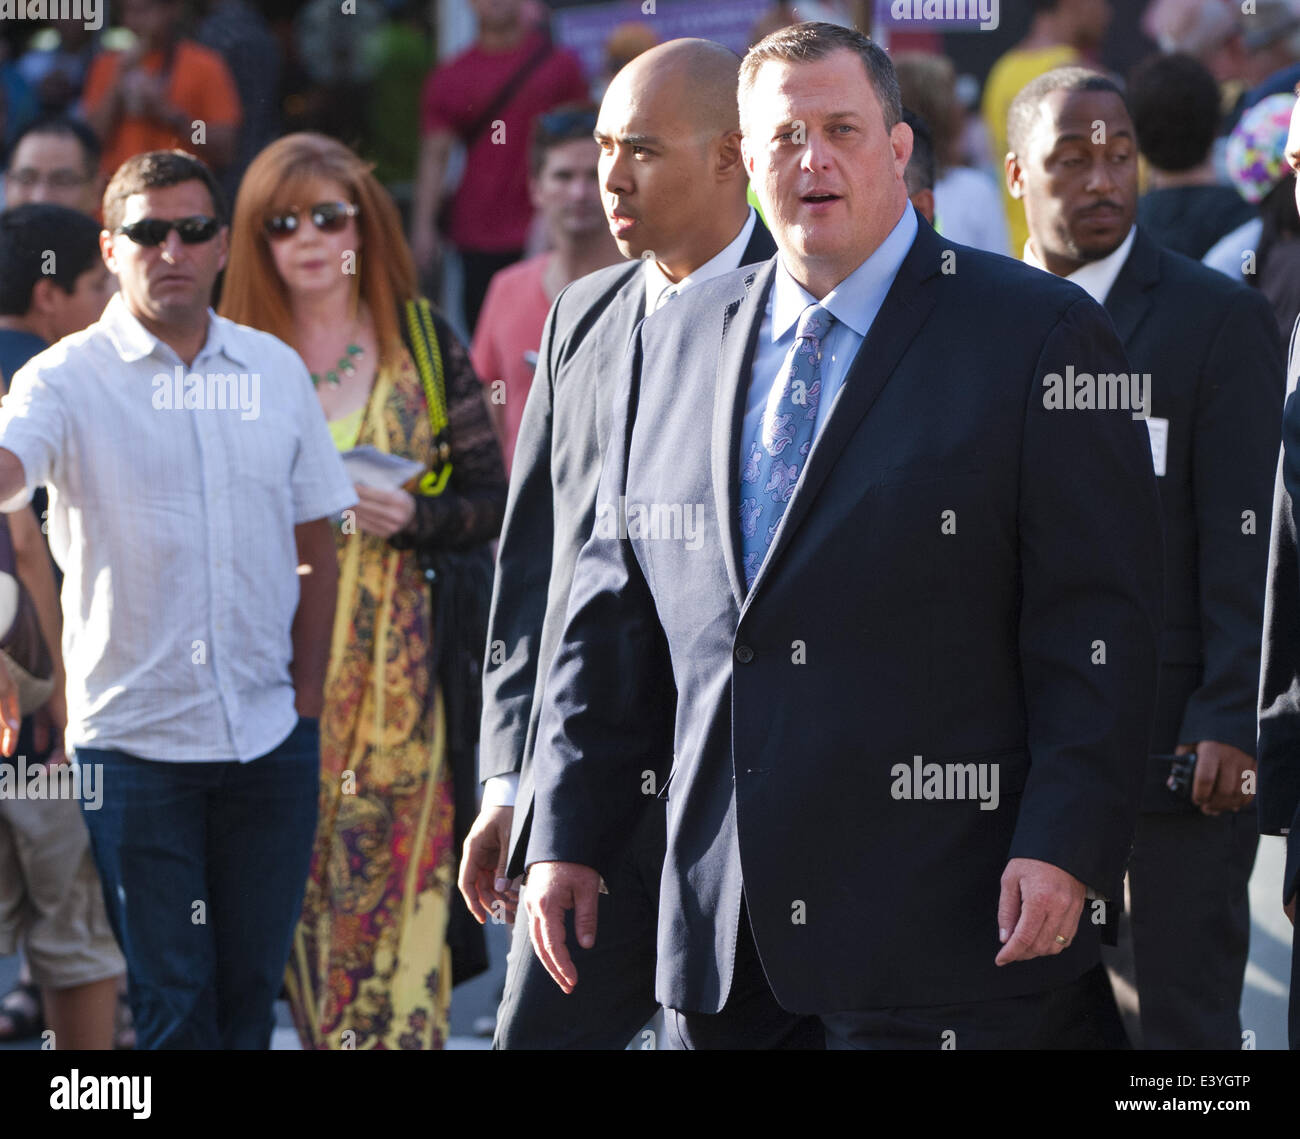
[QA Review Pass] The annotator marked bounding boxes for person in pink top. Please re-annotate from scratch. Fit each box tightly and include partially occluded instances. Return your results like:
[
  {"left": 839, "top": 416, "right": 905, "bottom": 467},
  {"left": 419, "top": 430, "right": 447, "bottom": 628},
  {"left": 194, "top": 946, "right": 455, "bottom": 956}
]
[
  {"left": 412, "top": 0, "right": 590, "bottom": 335},
  {"left": 471, "top": 105, "right": 621, "bottom": 474}
]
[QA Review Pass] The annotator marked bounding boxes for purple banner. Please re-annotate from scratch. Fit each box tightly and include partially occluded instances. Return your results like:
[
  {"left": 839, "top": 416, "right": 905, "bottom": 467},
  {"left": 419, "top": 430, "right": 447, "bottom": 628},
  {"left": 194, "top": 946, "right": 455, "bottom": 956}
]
[
  {"left": 875, "top": 0, "right": 1000, "bottom": 33},
  {"left": 553, "top": 0, "right": 772, "bottom": 79}
]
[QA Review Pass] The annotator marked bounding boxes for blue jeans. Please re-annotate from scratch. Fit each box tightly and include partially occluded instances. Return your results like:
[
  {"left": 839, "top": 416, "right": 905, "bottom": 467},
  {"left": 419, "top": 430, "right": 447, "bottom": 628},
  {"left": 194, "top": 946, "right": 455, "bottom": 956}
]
[{"left": 76, "top": 717, "right": 320, "bottom": 1049}]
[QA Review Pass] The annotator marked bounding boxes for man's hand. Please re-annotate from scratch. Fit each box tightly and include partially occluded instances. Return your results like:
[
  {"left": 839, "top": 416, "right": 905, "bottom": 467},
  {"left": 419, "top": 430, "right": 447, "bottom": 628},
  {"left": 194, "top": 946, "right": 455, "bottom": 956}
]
[
  {"left": 353, "top": 484, "right": 416, "bottom": 539},
  {"left": 995, "top": 857, "right": 1086, "bottom": 966},
  {"left": 525, "top": 861, "right": 602, "bottom": 994},
  {"left": 0, "top": 655, "right": 20, "bottom": 758},
  {"left": 459, "top": 804, "right": 515, "bottom": 924},
  {"left": 33, "top": 683, "right": 66, "bottom": 766},
  {"left": 1177, "top": 741, "right": 1255, "bottom": 816}
]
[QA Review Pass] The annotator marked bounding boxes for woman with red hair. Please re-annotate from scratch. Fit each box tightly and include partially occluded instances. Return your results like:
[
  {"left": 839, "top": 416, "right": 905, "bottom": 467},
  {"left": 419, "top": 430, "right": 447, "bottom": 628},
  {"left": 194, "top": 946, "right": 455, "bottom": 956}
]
[{"left": 221, "top": 132, "right": 506, "bottom": 1049}]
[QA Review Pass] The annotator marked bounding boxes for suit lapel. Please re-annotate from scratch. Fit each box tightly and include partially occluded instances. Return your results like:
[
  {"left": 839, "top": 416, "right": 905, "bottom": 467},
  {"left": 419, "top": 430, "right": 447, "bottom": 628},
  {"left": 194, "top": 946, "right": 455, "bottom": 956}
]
[
  {"left": 745, "top": 222, "right": 944, "bottom": 602},
  {"left": 594, "top": 265, "right": 645, "bottom": 458},
  {"left": 741, "top": 218, "right": 777, "bottom": 266},
  {"left": 1103, "top": 228, "right": 1159, "bottom": 346},
  {"left": 712, "top": 259, "right": 777, "bottom": 610}
]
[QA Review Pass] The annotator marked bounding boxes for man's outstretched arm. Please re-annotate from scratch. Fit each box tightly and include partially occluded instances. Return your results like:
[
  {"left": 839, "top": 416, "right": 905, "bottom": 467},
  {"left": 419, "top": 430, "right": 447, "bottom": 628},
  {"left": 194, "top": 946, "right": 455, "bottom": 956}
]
[{"left": 0, "top": 449, "right": 29, "bottom": 513}]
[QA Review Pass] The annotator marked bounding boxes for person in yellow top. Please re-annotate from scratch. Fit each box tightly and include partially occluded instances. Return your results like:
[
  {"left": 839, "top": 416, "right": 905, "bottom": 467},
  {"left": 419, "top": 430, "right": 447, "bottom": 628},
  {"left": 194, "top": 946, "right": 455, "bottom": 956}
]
[{"left": 983, "top": 0, "right": 1112, "bottom": 255}]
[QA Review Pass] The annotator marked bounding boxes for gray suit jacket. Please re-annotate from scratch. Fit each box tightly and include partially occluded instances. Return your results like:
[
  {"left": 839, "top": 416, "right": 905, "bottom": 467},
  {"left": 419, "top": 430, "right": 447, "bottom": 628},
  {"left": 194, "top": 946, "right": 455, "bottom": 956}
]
[{"left": 479, "top": 221, "right": 777, "bottom": 877}]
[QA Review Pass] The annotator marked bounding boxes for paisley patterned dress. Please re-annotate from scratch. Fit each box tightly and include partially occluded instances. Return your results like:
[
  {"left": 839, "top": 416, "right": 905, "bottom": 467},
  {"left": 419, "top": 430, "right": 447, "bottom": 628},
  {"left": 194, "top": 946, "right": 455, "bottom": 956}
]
[{"left": 285, "top": 325, "right": 505, "bottom": 1049}]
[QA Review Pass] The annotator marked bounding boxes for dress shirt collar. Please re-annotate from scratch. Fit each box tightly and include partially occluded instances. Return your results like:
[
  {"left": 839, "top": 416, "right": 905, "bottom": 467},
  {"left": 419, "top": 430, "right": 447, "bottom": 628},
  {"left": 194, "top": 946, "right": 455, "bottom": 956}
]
[
  {"left": 769, "top": 201, "right": 919, "bottom": 342},
  {"left": 100, "top": 290, "right": 251, "bottom": 368},
  {"left": 1022, "top": 224, "right": 1136, "bottom": 305},
  {"left": 643, "top": 206, "right": 759, "bottom": 312}
]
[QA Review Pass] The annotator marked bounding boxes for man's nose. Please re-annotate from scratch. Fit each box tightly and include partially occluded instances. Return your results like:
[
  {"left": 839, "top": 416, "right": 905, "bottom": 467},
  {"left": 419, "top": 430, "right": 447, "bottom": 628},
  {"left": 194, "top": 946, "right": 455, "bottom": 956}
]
[
  {"left": 572, "top": 174, "right": 598, "bottom": 202},
  {"left": 601, "top": 152, "right": 631, "bottom": 197},
  {"left": 1086, "top": 154, "right": 1118, "bottom": 196},
  {"left": 799, "top": 133, "right": 832, "bottom": 172},
  {"left": 159, "top": 228, "right": 185, "bottom": 263}
]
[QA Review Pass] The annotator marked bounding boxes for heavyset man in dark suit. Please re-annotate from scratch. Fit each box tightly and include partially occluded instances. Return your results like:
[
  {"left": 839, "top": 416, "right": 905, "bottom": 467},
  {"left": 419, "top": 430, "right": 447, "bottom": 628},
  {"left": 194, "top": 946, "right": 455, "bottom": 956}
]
[
  {"left": 1258, "top": 90, "right": 1300, "bottom": 1051},
  {"left": 524, "top": 22, "right": 1164, "bottom": 1049},
  {"left": 1010, "top": 67, "right": 1284, "bottom": 1050},
  {"left": 459, "top": 38, "right": 776, "bottom": 1049}
]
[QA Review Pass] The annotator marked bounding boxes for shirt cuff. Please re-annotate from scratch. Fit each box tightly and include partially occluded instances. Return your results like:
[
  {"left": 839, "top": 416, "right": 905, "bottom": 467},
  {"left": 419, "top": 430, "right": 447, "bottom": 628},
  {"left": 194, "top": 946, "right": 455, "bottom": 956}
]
[{"left": 482, "top": 772, "right": 519, "bottom": 807}]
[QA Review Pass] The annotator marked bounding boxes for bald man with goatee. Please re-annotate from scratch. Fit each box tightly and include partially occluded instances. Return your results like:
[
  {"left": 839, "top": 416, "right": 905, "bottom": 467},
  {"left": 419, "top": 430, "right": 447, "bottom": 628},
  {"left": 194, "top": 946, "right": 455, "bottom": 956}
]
[{"left": 460, "top": 38, "right": 776, "bottom": 1049}]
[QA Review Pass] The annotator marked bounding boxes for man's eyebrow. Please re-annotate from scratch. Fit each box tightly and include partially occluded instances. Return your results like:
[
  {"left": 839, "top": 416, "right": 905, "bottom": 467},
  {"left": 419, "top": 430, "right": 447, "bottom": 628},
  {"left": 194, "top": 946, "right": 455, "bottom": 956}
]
[
  {"left": 1051, "top": 126, "right": 1134, "bottom": 145},
  {"left": 592, "top": 131, "right": 664, "bottom": 148},
  {"left": 772, "top": 111, "right": 863, "bottom": 129}
]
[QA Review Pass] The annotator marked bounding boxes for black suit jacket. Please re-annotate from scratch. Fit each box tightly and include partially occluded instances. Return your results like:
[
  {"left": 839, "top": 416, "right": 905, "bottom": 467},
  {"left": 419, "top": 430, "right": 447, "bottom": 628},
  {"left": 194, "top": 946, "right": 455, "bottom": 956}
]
[
  {"left": 1104, "top": 229, "right": 1283, "bottom": 810},
  {"left": 479, "top": 219, "right": 776, "bottom": 878},
  {"left": 1258, "top": 318, "right": 1300, "bottom": 1048},
  {"left": 528, "top": 214, "right": 1164, "bottom": 1014},
  {"left": 1259, "top": 317, "right": 1300, "bottom": 882}
]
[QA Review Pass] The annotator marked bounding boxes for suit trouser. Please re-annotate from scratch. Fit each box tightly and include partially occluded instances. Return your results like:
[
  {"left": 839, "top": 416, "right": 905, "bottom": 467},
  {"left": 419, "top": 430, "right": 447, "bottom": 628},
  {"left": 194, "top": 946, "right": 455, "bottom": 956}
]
[
  {"left": 666, "top": 899, "right": 1126, "bottom": 1050},
  {"left": 1104, "top": 807, "right": 1258, "bottom": 1049},
  {"left": 494, "top": 797, "right": 664, "bottom": 1049}
]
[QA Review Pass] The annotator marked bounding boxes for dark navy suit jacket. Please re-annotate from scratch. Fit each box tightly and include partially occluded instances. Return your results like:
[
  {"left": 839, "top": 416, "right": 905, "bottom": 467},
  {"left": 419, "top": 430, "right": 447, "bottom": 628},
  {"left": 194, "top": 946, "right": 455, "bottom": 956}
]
[{"left": 528, "top": 216, "right": 1165, "bottom": 1014}]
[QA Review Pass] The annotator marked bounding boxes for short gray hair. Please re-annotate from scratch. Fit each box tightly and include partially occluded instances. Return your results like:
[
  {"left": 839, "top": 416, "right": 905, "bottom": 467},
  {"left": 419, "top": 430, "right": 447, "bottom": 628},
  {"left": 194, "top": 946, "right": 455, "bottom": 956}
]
[{"left": 739, "top": 21, "right": 902, "bottom": 132}]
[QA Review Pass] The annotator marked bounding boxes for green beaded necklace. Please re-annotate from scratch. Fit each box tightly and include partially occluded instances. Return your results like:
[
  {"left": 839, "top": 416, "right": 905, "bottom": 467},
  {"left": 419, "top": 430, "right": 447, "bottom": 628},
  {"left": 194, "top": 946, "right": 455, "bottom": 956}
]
[{"left": 310, "top": 342, "right": 364, "bottom": 388}]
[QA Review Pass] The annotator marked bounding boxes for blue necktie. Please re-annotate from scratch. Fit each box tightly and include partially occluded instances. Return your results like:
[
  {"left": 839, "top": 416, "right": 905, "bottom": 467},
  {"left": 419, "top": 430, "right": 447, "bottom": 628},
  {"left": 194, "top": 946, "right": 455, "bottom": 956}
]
[{"left": 739, "top": 304, "right": 832, "bottom": 589}]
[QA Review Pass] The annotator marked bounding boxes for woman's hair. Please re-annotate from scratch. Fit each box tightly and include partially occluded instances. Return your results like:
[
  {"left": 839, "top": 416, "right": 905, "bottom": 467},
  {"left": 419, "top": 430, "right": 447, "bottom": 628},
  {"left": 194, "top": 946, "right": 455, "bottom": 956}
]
[{"left": 219, "top": 132, "right": 416, "bottom": 365}]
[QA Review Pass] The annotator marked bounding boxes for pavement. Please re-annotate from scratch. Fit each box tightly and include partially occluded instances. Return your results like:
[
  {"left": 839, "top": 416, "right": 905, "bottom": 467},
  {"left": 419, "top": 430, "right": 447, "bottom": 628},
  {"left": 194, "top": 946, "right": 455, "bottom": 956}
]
[{"left": 1, "top": 834, "right": 1293, "bottom": 1050}]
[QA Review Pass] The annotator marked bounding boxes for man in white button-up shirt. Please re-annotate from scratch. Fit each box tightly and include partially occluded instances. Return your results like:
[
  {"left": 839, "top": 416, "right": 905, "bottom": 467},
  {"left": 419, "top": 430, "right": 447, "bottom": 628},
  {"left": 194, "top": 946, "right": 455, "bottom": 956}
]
[{"left": 0, "top": 150, "right": 357, "bottom": 1049}]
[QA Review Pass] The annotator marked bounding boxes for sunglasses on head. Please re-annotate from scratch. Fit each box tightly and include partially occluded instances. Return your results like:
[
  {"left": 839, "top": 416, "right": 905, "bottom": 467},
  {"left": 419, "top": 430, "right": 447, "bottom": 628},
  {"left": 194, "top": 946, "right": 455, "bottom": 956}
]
[
  {"left": 116, "top": 216, "right": 221, "bottom": 246},
  {"left": 263, "top": 201, "right": 359, "bottom": 240},
  {"left": 537, "top": 108, "right": 598, "bottom": 137}
]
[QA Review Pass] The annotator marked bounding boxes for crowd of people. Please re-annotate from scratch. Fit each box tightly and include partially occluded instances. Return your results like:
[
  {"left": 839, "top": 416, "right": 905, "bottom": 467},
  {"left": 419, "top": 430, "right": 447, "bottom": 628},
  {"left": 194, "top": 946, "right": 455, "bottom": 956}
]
[{"left": 3, "top": 0, "right": 1300, "bottom": 1054}]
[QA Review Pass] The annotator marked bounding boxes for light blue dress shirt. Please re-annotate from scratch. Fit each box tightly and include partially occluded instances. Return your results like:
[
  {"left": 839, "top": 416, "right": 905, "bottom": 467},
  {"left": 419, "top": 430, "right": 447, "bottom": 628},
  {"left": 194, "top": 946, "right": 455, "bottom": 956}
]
[{"left": 738, "top": 203, "right": 919, "bottom": 491}]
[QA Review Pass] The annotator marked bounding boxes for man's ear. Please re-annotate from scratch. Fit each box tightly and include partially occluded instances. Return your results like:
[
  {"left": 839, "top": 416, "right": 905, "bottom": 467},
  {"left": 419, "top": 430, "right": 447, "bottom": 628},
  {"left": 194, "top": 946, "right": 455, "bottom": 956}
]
[
  {"left": 99, "top": 229, "right": 117, "bottom": 274},
  {"left": 890, "top": 119, "right": 914, "bottom": 180},
  {"left": 28, "top": 277, "right": 59, "bottom": 319},
  {"left": 740, "top": 132, "right": 756, "bottom": 178},
  {"left": 1006, "top": 152, "right": 1026, "bottom": 200},
  {"left": 716, "top": 129, "right": 745, "bottom": 180},
  {"left": 216, "top": 225, "right": 229, "bottom": 274}
]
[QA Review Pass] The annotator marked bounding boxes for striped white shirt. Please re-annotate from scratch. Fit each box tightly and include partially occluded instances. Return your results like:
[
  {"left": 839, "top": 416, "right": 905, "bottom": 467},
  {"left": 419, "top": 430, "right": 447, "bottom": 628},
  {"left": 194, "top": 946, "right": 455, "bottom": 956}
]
[{"left": 0, "top": 292, "right": 356, "bottom": 762}]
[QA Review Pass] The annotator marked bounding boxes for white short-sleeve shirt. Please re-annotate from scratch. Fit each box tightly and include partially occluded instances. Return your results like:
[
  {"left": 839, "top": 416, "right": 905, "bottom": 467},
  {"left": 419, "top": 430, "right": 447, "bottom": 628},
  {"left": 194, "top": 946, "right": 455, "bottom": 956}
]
[{"left": 0, "top": 291, "right": 357, "bottom": 762}]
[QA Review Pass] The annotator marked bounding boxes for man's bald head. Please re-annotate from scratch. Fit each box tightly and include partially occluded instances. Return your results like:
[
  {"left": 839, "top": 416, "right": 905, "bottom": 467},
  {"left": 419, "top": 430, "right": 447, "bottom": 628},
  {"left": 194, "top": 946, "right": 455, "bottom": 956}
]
[
  {"left": 606, "top": 38, "right": 742, "bottom": 142},
  {"left": 594, "top": 36, "right": 753, "bottom": 280}
]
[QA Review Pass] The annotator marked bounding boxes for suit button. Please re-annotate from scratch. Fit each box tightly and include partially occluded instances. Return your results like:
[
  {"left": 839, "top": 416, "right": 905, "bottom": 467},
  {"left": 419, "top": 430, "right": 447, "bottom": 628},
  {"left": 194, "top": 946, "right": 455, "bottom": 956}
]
[{"left": 735, "top": 644, "right": 754, "bottom": 664}]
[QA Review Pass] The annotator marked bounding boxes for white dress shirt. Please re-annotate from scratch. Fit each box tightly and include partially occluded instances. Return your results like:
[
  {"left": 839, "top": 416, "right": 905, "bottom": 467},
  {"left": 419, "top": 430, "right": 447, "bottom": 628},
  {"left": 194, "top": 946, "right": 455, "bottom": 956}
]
[
  {"left": 0, "top": 292, "right": 356, "bottom": 762},
  {"left": 482, "top": 207, "right": 765, "bottom": 810},
  {"left": 642, "top": 207, "right": 760, "bottom": 317},
  {"left": 1023, "top": 225, "right": 1137, "bottom": 305}
]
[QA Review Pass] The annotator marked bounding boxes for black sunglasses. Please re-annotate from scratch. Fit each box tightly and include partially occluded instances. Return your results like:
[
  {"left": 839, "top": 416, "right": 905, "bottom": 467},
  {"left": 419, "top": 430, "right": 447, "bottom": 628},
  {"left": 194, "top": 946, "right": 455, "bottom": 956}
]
[
  {"left": 116, "top": 216, "right": 221, "bottom": 246},
  {"left": 263, "top": 201, "right": 359, "bottom": 240}
]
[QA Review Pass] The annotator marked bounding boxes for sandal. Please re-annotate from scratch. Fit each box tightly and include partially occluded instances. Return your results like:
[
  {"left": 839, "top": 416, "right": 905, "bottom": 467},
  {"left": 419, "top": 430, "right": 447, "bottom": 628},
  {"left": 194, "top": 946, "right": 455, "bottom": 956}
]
[{"left": 0, "top": 980, "right": 43, "bottom": 1041}]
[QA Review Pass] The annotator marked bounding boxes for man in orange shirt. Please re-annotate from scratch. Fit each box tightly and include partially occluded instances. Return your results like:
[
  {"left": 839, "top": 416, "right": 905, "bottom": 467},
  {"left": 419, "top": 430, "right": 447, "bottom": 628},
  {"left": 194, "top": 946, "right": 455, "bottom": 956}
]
[{"left": 81, "top": 0, "right": 240, "bottom": 179}]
